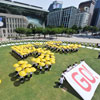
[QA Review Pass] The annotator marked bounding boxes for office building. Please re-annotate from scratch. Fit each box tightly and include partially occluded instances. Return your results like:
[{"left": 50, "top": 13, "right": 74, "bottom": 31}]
[
  {"left": 47, "top": 9, "right": 63, "bottom": 27},
  {"left": 61, "top": 7, "right": 77, "bottom": 28},
  {"left": 79, "top": 0, "right": 96, "bottom": 25},
  {"left": 74, "top": 12, "right": 90, "bottom": 28},
  {"left": 0, "top": 0, "right": 48, "bottom": 40},
  {"left": 48, "top": 0, "right": 63, "bottom": 12},
  {"left": 47, "top": 6, "right": 77, "bottom": 28},
  {"left": 0, "top": 13, "right": 28, "bottom": 39},
  {"left": 91, "top": 0, "right": 100, "bottom": 28}
]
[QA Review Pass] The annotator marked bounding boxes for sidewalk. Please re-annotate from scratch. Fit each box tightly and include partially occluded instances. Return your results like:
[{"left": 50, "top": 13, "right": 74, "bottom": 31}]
[
  {"left": 55, "top": 36, "right": 100, "bottom": 43},
  {"left": 0, "top": 35, "right": 100, "bottom": 44}
]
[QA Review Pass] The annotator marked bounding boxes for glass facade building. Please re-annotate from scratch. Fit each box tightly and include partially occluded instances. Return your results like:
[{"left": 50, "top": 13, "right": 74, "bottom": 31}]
[
  {"left": 48, "top": 0, "right": 63, "bottom": 12},
  {"left": 47, "top": 6, "right": 78, "bottom": 28},
  {"left": 0, "top": 0, "right": 48, "bottom": 40},
  {"left": 91, "top": 0, "right": 100, "bottom": 28},
  {"left": 0, "top": 0, "right": 48, "bottom": 27}
]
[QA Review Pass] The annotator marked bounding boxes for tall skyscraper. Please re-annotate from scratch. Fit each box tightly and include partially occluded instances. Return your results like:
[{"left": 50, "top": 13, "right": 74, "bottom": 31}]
[
  {"left": 62, "top": 7, "right": 77, "bottom": 28},
  {"left": 47, "top": 6, "right": 77, "bottom": 28},
  {"left": 91, "top": 0, "right": 100, "bottom": 28},
  {"left": 74, "top": 12, "right": 90, "bottom": 28},
  {"left": 48, "top": 0, "right": 63, "bottom": 12},
  {"left": 79, "top": 0, "right": 96, "bottom": 25}
]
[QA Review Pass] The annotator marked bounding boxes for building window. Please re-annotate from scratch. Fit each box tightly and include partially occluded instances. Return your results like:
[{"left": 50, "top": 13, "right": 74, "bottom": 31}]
[
  {"left": 4, "top": 33, "right": 6, "bottom": 37},
  {"left": 8, "top": 29, "right": 9, "bottom": 33},
  {"left": 11, "top": 29, "right": 12, "bottom": 33},
  {"left": 3, "top": 30, "right": 5, "bottom": 34}
]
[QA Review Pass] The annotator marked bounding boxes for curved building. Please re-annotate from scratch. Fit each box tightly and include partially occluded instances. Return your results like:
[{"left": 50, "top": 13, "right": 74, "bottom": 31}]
[
  {"left": 0, "top": 0, "right": 48, "bottom": 27},
  {"left": 0, "top": 0, "right": 48, "bottom": 40}
]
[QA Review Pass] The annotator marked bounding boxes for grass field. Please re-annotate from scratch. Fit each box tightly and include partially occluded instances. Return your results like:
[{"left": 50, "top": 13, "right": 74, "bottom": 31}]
[{"left": 0, "top": 46, "right": 100, "bottom": 100}]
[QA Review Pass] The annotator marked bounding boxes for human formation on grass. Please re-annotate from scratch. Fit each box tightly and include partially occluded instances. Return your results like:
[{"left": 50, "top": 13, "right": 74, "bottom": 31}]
[
  {"left": 11, "top": 41, "right": 81, "bottom": 83},
  {"left": 11, "top": 41, "right": 81, "bottom": 59},
  {"left": 13, "top": 49, "right": 55, "bottom": 82},
  {"left": 13, "top": 61, "right": 36, "bottom": 82},
  {"left": 45, "top": 41, "right": 81, "bottom": 53}
]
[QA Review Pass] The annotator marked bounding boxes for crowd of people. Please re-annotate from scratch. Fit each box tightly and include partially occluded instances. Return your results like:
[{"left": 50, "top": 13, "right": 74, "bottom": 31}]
[
  {"left": 58, "top": 60, "right": 85, "bottom": 88},
  {"left": 11, "top": 41, "right": 82, "bottom": 59},
  {"left": 11, "top": 41, "right": 82, "bottom": 83},
  {"left": 33, "top": 42, "right": 44, "bottom": 48},
  {"left": 12, "top": 43, "right": 56, "bottom": 82},
  {"left": 31, "top": 48, "right": 55, "bottom": 73},
  {"left": 11, "top": 44, "right": 36, "bottom": 59},
  {"left": 45, "top": 41, "right": 81, "bottom": 54},
  {"left": 13, "top": 60, "right": 36, "bottom": 82}
]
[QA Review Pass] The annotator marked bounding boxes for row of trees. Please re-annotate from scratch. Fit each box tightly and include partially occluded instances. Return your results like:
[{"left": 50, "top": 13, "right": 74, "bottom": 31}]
[
  {"left": 15, "top": 27, "right": 77, "bottom": 38},
  {"left": 15, "top": 25, "right": 100, "bottom": 39},
  {"left": 83, "top": 26, "right": 99, "bottom": 35},
  {"left": 72, "top": 25, "right": 100, "bottom": 35}
]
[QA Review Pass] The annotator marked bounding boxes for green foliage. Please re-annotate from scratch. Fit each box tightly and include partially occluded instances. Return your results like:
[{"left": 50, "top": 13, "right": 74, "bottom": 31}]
[
  {"left": 83, "top": 26, "right": 99, "bottom": 33},
  {"left": 35, "top": 27, "right": 43, "bottom": 34},
  {"left": 91, "top": 26, "right": 99, "bottom": 33},
  {"left": 32, "top": 28, "right": 36, "bottom": 34},
  {"left": 72, "top": 25, "right": 78, "bottom": 31},
  {"left": 25, "top": 28, "right": 32, "bottom": 36},
  {"left": 14, "top": 27, "right": 83, "bottom": 38},
  {"left": 15, "top": 28, "right": 27, "bottom": 35},
  {"left": 0, "top": 47, "right": 100, "bottom": 100}
]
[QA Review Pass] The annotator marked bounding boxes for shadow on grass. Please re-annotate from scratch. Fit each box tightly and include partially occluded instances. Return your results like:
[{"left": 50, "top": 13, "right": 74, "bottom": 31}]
[
  {"left": 9, "top": 72, "right": 31, "bottom": 87},
  {"left": 54, "top": 81, "right": 82, "bottom": 100},
  {"left": 9, "top": 72, "right": 16, "bottom": 77},
  {"left": 34, "top": 70, "right": 45, "bottom": 75},
  {"left": 95, "top": 57, "right": 100, "bottom": 59},
  {"left": 54, "top": 82, "right": 60, "bottom": 88},
  {"left": 14, "top": 80, "right": 21, "bottom": 87},
  {"left": 34, "top": 71, "right": 40, "bottom": 75},
  {"left": 9, "top": 52, "right": 22, "bottom": 61}
]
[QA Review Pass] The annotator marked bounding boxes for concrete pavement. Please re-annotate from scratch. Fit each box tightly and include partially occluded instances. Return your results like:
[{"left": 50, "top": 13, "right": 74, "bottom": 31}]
[{"left": 0, "top": 35, "right": 100, "bottom": 44}]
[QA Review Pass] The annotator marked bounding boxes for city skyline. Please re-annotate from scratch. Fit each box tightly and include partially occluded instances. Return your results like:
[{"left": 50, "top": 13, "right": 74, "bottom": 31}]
[{"left": 12, "top": 0, "right": 88, "bottom": 10}]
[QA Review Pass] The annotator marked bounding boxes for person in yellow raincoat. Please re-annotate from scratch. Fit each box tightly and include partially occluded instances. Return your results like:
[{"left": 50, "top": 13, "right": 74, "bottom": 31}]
[
  {"left": 39, "top": 62, "right": 45, "bottom": 73},
  {"left": 19, "top": 71, "right": 26, "bottom": 82},
  {"left": 30, "top": 67, "right": 36, "bottom": 77}
]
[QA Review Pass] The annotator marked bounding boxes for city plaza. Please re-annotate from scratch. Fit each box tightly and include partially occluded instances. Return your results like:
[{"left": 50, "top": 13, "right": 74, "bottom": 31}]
[{"left": 0, "top": 0, "right": 100, "bottom": 100}]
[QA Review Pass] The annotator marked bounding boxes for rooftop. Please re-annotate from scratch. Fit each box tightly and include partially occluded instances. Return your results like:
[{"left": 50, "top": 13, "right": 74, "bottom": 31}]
[{"left": 0, "top": 0, "right": 48, "bottom": 12}]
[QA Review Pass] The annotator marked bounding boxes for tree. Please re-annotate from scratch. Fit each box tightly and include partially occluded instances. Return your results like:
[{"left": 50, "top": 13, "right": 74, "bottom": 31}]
[
  {"left": 15, "top": 28, "right": 27, "bottom": 38},
  {"left": 49, "top": 28, "right": 57, "bottom": 37},
  {"left": 35, "top": 27, "right": 43, "bottom": 38},
  {"left": 83, "top": 26, "right": 91, "bottom": 32},
  {"left": 41, "top": 28, "right": 48, "bottom": 38},
  {"left": 78, "top": 26, "right": 82, "bottom": 30},
  {"left": 72, "top": 25, "right": 78, "bottom": 31},
  {"left": 31, "top": 28, "right": 36, "bottom": 38},
  {"left": 91, "top": 26, "right": 99, "bottom": 35},
  {"left": 69, "top": 29, "right": 74, "bottom": 35},
  {"left": 25, "top": 28, "right": 32, "bottom": 36},
  {"left": 78, "top": 26, "right": 82, "bottom": 34},
  {"left": 64, "top": 28, "right": 69, "bottom": 35}
]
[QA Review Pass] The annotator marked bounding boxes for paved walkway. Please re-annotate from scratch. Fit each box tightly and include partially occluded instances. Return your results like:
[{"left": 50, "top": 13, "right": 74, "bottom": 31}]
[
  {"left": 55, "top": 36, "right": 100, "bottom": 43},
  {"left": 0, "top": 35, "right": 100, "bottom": 44}
]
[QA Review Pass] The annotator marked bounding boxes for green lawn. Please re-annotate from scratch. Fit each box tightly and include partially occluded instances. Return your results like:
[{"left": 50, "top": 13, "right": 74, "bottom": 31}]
[{"left": 0, "top": 46, "right": 100, "bottom": 100}]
